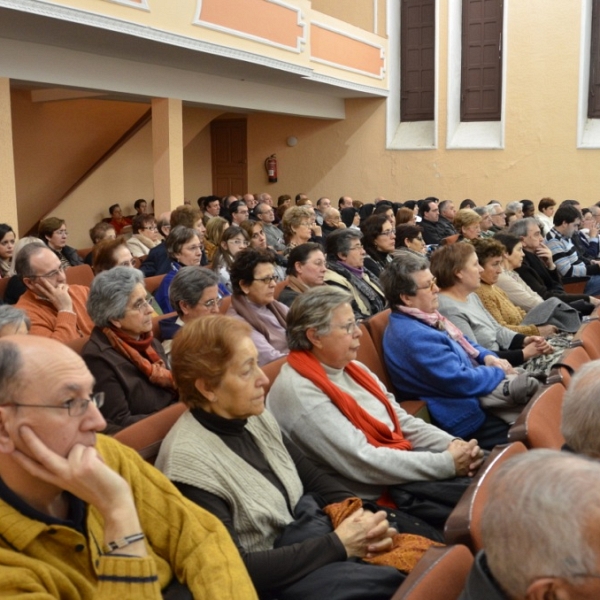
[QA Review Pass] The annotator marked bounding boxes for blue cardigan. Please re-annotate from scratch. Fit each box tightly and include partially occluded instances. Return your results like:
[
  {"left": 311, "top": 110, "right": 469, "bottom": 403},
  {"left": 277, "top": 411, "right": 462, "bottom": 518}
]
[{"left": 383, "top": 311, "right": 505, "bottom": 438}]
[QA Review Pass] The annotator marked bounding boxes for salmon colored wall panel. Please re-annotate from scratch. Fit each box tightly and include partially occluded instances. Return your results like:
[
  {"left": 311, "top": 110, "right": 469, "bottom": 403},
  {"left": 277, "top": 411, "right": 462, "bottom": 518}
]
[
  {"left": 197, "top": 0, "right": 304, "bottom": 51},
  {"left": 311, "top": 24, "right": 384, "bottom": 77}
]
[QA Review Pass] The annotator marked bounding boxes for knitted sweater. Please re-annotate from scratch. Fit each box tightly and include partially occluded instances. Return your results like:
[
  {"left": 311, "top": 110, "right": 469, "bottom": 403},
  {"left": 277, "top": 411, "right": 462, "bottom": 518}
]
[
  {"left": 383, "top": 311, "right": 504, "bottom": 438},
  {"left": 0, "top": 435, "right": 256, "bottom": 599},
  {"left": 156, "top": 410, "right": 303, "bottom": 553},
  {"left": 16, "top": 285, "right": 94, "bottom": 343},
  {"left": 475, "top": 282, "right": 539, "bottom": 335},
  {"left": 267, "top": 360, "right": 456, "bottom": 501}
]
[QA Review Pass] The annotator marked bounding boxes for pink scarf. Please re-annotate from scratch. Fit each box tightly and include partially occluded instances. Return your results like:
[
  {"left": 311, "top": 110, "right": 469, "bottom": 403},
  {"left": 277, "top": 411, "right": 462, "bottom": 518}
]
[{"left": 396, "top": 305, "right": 480, "bottom": 359}]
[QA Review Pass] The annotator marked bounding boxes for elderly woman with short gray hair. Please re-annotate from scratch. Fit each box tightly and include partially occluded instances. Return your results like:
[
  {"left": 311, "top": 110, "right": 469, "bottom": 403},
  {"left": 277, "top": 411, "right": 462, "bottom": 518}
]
[
  {"left": 83, "top": 267, "right": 176, "bottom": 434},
  {"left": 268, "top": 286, "right": 483, "bottom": 529},
  {"left": 159, "top": 266, "right": 221, "bottom": 357},
  {"left": 324, "top": 229, "right": 385, "bottom": 319},
  {"left": 154, "top": 225, "right": 202, "bottom": 314}
]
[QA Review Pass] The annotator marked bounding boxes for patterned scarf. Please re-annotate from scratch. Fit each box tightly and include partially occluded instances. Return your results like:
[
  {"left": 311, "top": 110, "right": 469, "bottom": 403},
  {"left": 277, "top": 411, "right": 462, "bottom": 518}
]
[
  {"left": 102, "top": 327, "right": 175, "bottom": 389},
  {"left": 396, "top": 305, "right": 480, "bottom": 359},
  {"left": 231, "top": 294, "right": 288, "bottom": 342},
  {"left": 287, "top": 350, "right": 412, "bottom": 450}
]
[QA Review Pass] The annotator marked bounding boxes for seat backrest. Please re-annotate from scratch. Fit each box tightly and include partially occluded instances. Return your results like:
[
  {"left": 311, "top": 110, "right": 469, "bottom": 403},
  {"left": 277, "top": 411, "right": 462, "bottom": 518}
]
[
  {"left": 65, "top": 264, "right": 95, "bottom": 287},
  {"left": 144, "top": 273, "right": 166, "bottom": 294},
  {"left": 363, "top": 308, "right": 391, "bottom": 364},
  {"left": 274, "top": 278, "right": 289, "bottom": 300},
  {"left": 114, "top": 402, "right": 187, "bottom": 464},
  {"left": 356, "top": 322, "right": 394, "bottom": 392},
  {"left": 262, "top": 356, "right": 288, "bottom": 396},
  {"left": 444, "top": 441, "right": 527, "bottom": 553},
  {"left": 508, "top": 383, "right": 566, "bottom": 449},
  {"left": 571, "top": 319, "right": 600, "bottom": 360},
  {"left": 547, "top": 345, "right": 591, "bottom": 388},
  {"left": 391, "top": 545, "right": 474, "bottom": 600},
  {"left": 65, "top": 334, "right": 90, "bottom": 356},
  {"left": 76, "top": 246, "right": 93, "bottom": 260},
  {"left": 440, "top": 234, "right": 460, "bottom": 246},
  {"left": 0, "top": 276, "right": 10, "bottom": 301}
]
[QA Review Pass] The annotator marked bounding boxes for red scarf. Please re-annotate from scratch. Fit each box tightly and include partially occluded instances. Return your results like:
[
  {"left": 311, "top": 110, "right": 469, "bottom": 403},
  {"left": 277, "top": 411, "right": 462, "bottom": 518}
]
[
  {"left": 102, "top": 327, "right": 174, "bottom": 389},
  {"left": 287, "top": 350, "right": 412, "bottom": 451}
]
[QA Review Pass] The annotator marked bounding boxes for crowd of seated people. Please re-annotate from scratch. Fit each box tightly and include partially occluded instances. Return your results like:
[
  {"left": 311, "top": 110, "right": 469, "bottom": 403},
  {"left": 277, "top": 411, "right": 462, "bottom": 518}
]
[{"left": 4, "top": 192, "right": 600, "bottom": 598}]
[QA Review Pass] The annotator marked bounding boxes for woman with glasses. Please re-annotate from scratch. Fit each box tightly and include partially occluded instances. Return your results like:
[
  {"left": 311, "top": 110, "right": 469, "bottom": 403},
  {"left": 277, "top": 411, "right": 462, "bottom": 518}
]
[
  {"left": 154, "top": 226, "right": 203, "bottom": 313},
  {"left": 278, "top": 242, "right": 327, "bottom": 307},
  {"left": 360, "top": 214, "right": 396, "bottom": 277},
  {"left": 210, "top": 225, "right": 249, "bottom": 294},
  {"left": 156, "top": 315, "right": 406, "bottom": 600},
  {"left": 160, "top": 266, "right": 222, "bottom": 359},
  {"left": 281, "top": 206, "right": 314, "bottom": 257},
  {"left": 92, "top": 236, "right": 136, "bottom": 274},
  {"left": 83, "top": 267, "right": 177, "bottom": 433},
  {"left": 226, "top": 248, "right": 289, "bottom": 366},
  {"left": 324, "top": 229, "right": 385, "bottom": 320},
  {"left": 394, "top": 224, "right": 428, "bottom": 257},
  {"left": 379, "top": 253, "right": 539, "bottom": 450},
  {"left": 127, "top": 214, "right": 162, "bottom": 258},
  {"left": 268, "top": 286, "right": 481, "bottom": 529},
  {"left": 38, "top": 217, "right": 83, "bottom": 269}
]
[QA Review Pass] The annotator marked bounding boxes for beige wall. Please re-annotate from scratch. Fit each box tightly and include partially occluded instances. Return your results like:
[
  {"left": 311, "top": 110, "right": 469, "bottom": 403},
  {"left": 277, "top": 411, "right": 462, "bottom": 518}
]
[{"left": 312, "top": 0, "right": 377, "bottom": 33}]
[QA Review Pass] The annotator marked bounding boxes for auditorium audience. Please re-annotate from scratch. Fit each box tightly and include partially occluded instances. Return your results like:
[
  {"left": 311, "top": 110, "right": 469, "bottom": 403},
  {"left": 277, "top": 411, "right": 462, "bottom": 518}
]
[
  {"left": 226, "top": 248, "right": 289, "bottom": 366},
  {"left": 160, "top": 266, "right": 221, "bottom": 358},
  {"left": 108, "top": 203, "right": 132, "bottom": 234},
  {"left": 15, "top": 244, "right": 93, "bottom": 342},
  {"left": 281, "top": 206, "right": 313, "bottom": 256},
  {"left": 127, "top": 214, "right": 161, "bottom": 257},
  {"left": 0, "top": 223, "right": 16, "bottom": 278},
  {"left": 211, "top": 225, "right": 249, "bottom": 293},
  {"left": 268, "top": 287, "right": 484, "bottom": 528},
  {"left": 394, "top": 224, "right": 427, "bottom": 256},
  {"left": 156, "top": 315, "right": 405, "bottom": 600},
  {"left": 278, "top": 242, "right": 326, "bottom": 307},
  {"left": 38, "top": 217, "right": 83, "bottom": 268},
  {"left": 92, "top": 236, "right": 136, "bottom": 274},
  {"left": 431, "top": 243, "right": 558, "bottom": 372},
  {"left": 324, "top": 229, "right": 385, "bottom": 319},
  {"left": 380, "top": 253, "right": 538, "bottom": 448},
  {"left": 154, "top": 226, "right": 203, "bottom": 313},
  {"left": 453, "top": 209, "right": 482, "bottom": 242},
  {"left": 83, "top": 267, "right": 176, "bottom": 434},
  {"left": 361, "top": 214, "right": 396, "bottom": 277}
]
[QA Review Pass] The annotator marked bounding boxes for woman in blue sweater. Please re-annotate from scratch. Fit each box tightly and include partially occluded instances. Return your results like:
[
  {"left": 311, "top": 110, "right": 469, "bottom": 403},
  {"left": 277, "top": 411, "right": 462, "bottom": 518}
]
[{"left": 379, "top": 253, "right": 538, "bottom": 450}]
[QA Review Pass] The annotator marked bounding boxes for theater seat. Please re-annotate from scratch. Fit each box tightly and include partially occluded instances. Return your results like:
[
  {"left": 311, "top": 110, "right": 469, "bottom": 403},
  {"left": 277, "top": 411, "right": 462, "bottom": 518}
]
[
  {"left": 546, "top": 345, "right": 591, "bottom": 387},
  {"left": 144, "top": 274, "right": 166, "bottom": 294},
  {"left": 114, "top": 402, "right": 187, "bottom": 464},
  {"left": 391, "top": 544, "right": 473, "bottom": 600},
  {"left": 571, "top": 319, "right": 600, "bottom": 360},
  {"left": 444, "top": 442, "right": 527, "bottom": 553},
  {"left": 65, "top": 264, "right": 95, "bottom": 287},
  {"left": 508, "top": 384, "right": 566, "bottom": 449}
]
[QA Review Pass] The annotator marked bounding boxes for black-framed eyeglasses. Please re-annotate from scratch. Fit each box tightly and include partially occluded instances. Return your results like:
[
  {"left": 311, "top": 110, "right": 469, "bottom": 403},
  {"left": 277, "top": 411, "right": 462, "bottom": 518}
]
[
  {"left": 4, "top": 392, "right": 105, "bottom": 417},
  {"left": 416, "top": 276, "right": 437, "bottom": 291},
  {"left": 253, "top": 275, "right": 279, "bottom": 285},
  {"left": 29, "top": 264, "right": 67, "bottom": 279}
]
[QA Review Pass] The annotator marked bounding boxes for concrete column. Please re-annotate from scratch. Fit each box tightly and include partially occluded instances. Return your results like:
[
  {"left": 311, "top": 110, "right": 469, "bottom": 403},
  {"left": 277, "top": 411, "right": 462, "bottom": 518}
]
[
  {"left": 0, "top": 78, "right": 18, "bottom": 232},
  {"left": 152, "top": 98, "right": 184, "bottom": 214}
]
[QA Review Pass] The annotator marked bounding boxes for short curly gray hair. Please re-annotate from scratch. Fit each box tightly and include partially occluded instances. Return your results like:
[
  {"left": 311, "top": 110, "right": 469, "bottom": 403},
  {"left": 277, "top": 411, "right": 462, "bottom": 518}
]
[
  {"left": 286, "top": 286, "right": 353, "bottom": 351},
  {"left": 87, "top": 267, "right": 145, "bottom": 327}
]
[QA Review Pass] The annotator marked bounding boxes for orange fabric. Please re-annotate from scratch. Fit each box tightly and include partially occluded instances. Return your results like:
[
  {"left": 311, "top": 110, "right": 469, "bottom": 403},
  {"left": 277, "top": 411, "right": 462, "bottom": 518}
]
[
  {"left": 102, "top": 327, "right": 174, "bottom": 389},
  {"left": 324, "top": 498, "right": 443, "bottom": 573},
  {"left": 16, "top": 285, "right": 94, "bottom": 343},
  {"left": 287, "top": 350, "right": 412, "bottom": 450}
]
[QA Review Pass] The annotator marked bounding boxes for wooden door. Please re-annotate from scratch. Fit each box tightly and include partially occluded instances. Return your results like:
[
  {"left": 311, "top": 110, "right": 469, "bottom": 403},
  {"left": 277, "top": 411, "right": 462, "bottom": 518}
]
[{"left": 211, "top": 118, "right": 247, "bottom": 196}]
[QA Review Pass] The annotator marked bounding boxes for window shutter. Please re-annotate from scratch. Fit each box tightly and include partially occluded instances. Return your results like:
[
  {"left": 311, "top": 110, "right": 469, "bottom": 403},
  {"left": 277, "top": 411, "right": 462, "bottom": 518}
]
[
  {"left": 589, "top": 0, "right": 600, "bottom": 118},
  {"left": 401, "top": 0, "right": 435, "bottom": 122},
  {"left": 460, "top": 0, "right": 503, "bottom": 121}
]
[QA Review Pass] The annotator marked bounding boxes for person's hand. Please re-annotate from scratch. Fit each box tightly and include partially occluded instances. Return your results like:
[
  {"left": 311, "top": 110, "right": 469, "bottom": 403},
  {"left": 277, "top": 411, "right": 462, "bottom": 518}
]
[
  {"left": 535, "top": 243, "right": 555, "bottom": 268},
  {"left": 30, "top": 278, "right": 73, "bottom": 312},
  {"left": 334, "top": 509, "right": 395, "bottom": 558},
  {"left": 12, "top": 426, "right": 132, "bottom": 515},
  {"left": 447, "top": 439, "right": 484, "bottom": 477},
  {"left": 589, "top": 224, "right": 598, "bottom": 239},
  {"left": 523, "top": 336, "right": 554, "bottom": 358},
  {"left": 484, "top": 355, "right": 516, "bottom": 374},
  {"left": 538, "top": 324, "right": 558, "bottom": 337},
  {"left": 589, "top": 296, "right": 600, "bottom": 306},
  {"left": 311, "top": 224, "right": 322, "bottom": 237}
]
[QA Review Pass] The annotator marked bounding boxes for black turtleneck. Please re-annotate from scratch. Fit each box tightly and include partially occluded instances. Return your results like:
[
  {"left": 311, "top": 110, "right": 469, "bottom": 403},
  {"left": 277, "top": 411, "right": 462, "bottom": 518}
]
[{"left": 174, "top": 408, "right": 351, "bottom": 595}]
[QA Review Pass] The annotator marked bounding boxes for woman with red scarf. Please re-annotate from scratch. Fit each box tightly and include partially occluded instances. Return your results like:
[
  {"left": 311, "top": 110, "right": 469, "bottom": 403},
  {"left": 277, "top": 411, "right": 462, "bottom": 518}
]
[
  {"left": 83, "top": 267, "right": 177, "bottom": 434},
  {"left": 267, "top": 286, "right": 484, "bottom": 529}
]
